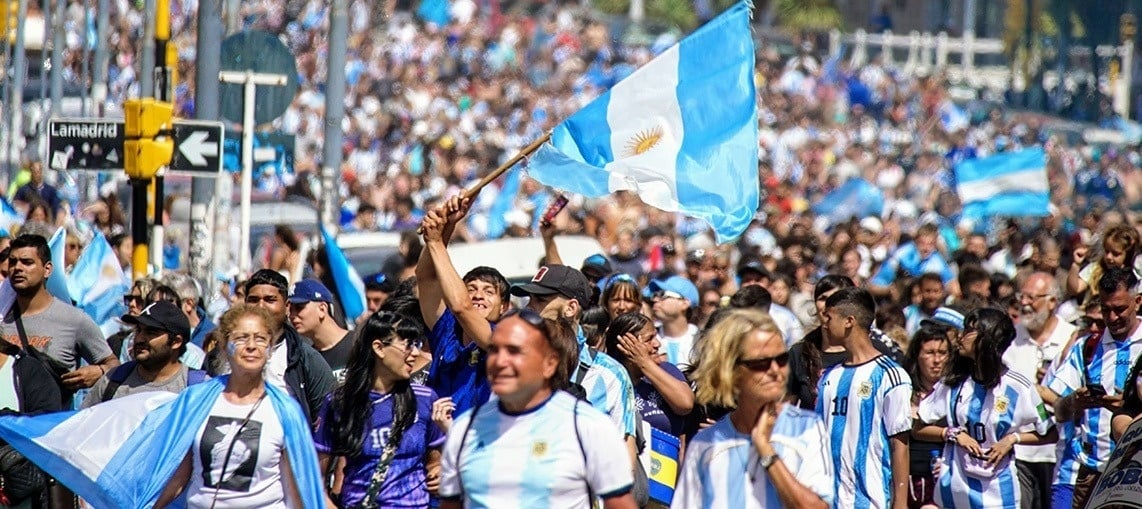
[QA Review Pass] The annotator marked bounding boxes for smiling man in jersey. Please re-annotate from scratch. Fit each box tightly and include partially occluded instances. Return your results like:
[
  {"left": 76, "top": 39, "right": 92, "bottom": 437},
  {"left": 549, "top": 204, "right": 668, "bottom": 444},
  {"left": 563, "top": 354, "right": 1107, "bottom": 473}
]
[
  {"left": 417, "top": 196, "right": 510, "bottom": 416},
  {"left": 1046, "top": 266, "right": 1142, "bottom": 509},
  {"left": 816, "top": 287, "right": 912, "bottom": 509},
  {"left": 439, "top": 310, "right": 637, "bottom": 509}
]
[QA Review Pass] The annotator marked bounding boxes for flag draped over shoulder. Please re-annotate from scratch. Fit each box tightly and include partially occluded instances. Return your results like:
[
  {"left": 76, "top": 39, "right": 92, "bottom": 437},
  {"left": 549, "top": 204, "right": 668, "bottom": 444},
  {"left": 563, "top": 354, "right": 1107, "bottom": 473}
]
[
  {"left": 0, "top": 377, "right": 325, "bottom": 508},
  {"left": 954, "top": 148, "right": 1049, "bottom": 220},
  {"left": 45, "top": 227, "right": 72, "bottom": 303},
  {"left": 66, "top": 231, "right": 129, "bottom": 338},
  {"left": 320, "top": 225, "right": 367, "bottom": 321},
  {"left": 528, "top": 2, "right": 759, "bottom": 243}
]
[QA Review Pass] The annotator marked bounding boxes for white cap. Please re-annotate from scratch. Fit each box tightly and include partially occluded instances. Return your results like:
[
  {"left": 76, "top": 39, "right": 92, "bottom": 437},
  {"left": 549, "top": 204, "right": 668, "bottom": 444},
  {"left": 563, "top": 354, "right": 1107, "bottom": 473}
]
[{"left": 859, "top": 216, "right": 883, "bottom": 234}]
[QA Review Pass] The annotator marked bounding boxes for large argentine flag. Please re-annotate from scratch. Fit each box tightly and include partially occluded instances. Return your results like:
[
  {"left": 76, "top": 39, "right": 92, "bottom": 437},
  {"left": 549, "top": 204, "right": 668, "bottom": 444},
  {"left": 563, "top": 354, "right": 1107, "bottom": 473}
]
[
  {"left": 528, "top": 2, "right": 759, "bottom": 243},
  {"left": 0, "top": 378, "right": 326, "bottom": 508},
  {"left": 955, "top": 148, "right": 1050, "bottom": 220},
  {"left": 66, "top": 231, "right": 129, "bottom": 338},
  {"left": 320, "top": 225, "right": 366, "bottom": 322}
]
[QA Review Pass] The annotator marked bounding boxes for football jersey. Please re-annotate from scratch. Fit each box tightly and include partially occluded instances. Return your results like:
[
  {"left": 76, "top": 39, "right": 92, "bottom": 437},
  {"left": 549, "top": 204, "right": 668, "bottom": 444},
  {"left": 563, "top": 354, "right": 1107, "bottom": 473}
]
[
  {"left": 672, "top": 405, "right": 833, "bottom": 508},
  {"left": 439, "top": 391, "right": 633, "bottom": 508},
  {"left": 918, "top": 372, "right": 1052, "bottom": 509},
  {"left": 816, "top": 355, "right": 912, "bottom": 509},
  {"left": 1046, "top": 325, "right": 1142, "bottom": 471}
]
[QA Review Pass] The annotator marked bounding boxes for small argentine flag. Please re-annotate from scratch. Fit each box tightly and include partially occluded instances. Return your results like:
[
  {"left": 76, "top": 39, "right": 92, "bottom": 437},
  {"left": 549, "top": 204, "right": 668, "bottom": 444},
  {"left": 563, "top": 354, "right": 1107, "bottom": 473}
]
[
  {"left": 954, "top": 148, "right": 1050, "bottom": 220},
  {"left": 528, "top": 2, "right": 759, "bottom": 243}
]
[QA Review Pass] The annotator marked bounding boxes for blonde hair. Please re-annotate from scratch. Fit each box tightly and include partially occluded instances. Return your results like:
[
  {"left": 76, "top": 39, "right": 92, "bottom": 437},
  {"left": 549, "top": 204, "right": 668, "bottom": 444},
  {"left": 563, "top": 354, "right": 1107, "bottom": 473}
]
[{"left": 693, "top": 309, "right": 783, "bottom": 408}]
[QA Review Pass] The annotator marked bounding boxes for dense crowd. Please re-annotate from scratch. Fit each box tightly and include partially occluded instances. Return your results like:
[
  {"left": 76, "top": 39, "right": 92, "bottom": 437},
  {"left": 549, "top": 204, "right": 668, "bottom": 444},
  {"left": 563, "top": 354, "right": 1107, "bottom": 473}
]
[{"left": 1, "top": 1, "right": 1141, "bottom": 509}]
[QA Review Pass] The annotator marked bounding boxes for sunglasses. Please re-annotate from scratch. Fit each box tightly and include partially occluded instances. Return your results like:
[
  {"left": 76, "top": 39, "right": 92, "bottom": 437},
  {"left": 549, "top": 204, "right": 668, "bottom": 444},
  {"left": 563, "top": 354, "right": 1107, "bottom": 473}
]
[
  {"left": 502, "top": 308, "right": 545, "bottom": 329},
  {"left": 124, "top": 295, "right": 143, "bottom": 306},
  {"left": 652, "top": 290, "right": 685, "bottom": 301},
  {"left": 370, "top": 273, "right": 388, "bottom": 284},
  {"left": 736, "top": 352, "right": 790, "bottom": 372}
]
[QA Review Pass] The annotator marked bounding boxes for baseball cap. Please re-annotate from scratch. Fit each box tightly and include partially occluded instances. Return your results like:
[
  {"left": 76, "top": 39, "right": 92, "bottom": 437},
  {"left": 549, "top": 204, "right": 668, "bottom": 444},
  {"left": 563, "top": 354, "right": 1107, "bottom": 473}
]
[
  {"left": 511, "top": 265, "right": 592, "bottom": 305},
  {"left": 647, "top": 275, "right": 699, "bottom": 306},
  {"left": 363, "top": 272, "right": 398, "bottom": 293},
  {"left": 122, "top": 301, "right": 191, "bottom": 342},
  {"left": 289, "top": 279, "right": 334, "bottom": 304},
  {"left": 921, "top": 306, "right": 965, "bottom": 331},
  {"left": 580, "top": 253, "right": 613, "bottom": 281},
  {"left": 738, "top": 259, "right": 771, "bottom": 280}
]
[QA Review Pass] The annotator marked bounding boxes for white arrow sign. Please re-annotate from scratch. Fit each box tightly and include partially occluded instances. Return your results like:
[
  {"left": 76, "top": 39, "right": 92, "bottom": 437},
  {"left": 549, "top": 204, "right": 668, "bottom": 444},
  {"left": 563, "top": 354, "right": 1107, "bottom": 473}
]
[{"left": 178, "top": 131, "right": 219, "bottom": 166}]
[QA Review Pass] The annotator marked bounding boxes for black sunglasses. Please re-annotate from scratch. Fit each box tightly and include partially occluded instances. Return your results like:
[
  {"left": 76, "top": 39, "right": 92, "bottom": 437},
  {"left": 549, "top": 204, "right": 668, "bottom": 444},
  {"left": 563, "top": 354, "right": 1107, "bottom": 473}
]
[
  {"left": 501, "top": 308, "right": 545, "bottom": 329},
  {"left": 736, "top": 352, "right": 790, "bottom": 372},
  {"left": 123, "top": 295, "right": 143, "bottom": 306}
]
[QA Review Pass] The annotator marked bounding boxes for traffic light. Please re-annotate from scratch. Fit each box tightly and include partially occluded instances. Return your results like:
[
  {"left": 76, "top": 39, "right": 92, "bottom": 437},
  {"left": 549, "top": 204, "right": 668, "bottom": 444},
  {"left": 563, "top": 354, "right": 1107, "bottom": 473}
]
[
  {"left": 123, "top": 98, "right": 174, "bottom": 180},
  {"left": 1, "top": 0, "right": 18, "bottom": 43}
]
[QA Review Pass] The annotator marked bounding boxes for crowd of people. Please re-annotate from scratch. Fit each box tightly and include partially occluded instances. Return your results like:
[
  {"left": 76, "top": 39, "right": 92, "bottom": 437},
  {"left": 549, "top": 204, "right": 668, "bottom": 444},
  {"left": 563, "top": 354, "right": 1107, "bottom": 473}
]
[{"left": 0, "top": 1, "right": 1139, "bottom": 509}]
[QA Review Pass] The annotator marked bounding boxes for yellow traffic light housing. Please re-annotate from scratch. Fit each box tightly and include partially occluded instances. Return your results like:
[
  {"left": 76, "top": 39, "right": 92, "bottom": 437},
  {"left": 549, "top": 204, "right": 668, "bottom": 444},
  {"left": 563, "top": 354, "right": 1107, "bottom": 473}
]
[
  {"left": 1, "top": 0, "right": 18, "bottom": 43},
  {"left": 123, "top": 98, "right": 174, "bottom": 180}
]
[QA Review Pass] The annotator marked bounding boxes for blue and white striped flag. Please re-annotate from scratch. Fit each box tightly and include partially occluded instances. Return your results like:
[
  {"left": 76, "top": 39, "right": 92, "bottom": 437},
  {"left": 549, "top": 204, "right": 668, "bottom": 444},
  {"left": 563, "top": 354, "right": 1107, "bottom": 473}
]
[
  {"left": 528, "top": 2, "right": 759, "bottom": 243},
  {"left": 320, "top": 225, "right": 366, "bottom": 321},
  {"left": 955, "top": 147, "right": 1050, "bottom": 220},
  {"left": 0, "top": 378, "right": 326, "bottom": 508},
  {"left": 66, "top": 231, "right": 129, "bottom": 338},
  {"left": 812, "top": 178, "right": 885, "bottom": 227},
  {"left": 0, "top": 199, "right": 22, "bottom": 235},
  {"left": 46, "top": 227, "right": 72, "bottom": 304}
]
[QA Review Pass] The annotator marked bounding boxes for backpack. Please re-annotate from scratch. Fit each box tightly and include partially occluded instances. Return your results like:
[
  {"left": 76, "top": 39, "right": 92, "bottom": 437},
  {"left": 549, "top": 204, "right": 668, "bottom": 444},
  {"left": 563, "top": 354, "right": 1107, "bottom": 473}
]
[{"left": 100, "top": 361, "right": 209, "bottom": 403}]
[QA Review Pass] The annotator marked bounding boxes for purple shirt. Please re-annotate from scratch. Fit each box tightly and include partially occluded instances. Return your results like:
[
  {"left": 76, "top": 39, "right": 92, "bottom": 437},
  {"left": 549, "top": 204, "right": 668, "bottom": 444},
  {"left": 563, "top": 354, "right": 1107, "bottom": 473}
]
[
  {"left": 635, "top": 362, "right": 688, "bottom": 436},
  {"left": 315, "top": 384, "right": 445, "bottom": 508}
]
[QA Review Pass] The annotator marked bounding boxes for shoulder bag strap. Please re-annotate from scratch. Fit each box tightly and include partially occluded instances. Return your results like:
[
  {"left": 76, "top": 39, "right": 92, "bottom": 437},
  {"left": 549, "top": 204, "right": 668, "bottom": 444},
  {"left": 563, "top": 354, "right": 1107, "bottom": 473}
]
[
  {"left": 455, "top": 399, "right": 484, "bottom": 501},
  {"left": 11, "top": 303, "right": 31, "bottom": 353},
  {"left": 573, "top": 400, "right": 595, "bottom": 504},
  {"left": 359, "top": 426, "right": 403, "bottom": 506}
]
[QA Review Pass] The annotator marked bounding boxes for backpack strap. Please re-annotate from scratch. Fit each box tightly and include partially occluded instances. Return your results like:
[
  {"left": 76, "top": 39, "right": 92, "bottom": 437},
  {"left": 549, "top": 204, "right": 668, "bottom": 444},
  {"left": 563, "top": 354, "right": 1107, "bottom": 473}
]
[
  {"left": 100, "top": 361, "right": 137, "bottom": 403},
  {"left": 574, "top": 347, "right": 599, "bottom": 387}
]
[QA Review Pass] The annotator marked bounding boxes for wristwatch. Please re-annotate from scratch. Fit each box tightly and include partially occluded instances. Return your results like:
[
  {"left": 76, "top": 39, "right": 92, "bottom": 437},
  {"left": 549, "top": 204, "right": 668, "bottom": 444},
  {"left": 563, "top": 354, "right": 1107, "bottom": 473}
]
[{"left": 758, "top": 452, "right": 779, "bottom": 470}]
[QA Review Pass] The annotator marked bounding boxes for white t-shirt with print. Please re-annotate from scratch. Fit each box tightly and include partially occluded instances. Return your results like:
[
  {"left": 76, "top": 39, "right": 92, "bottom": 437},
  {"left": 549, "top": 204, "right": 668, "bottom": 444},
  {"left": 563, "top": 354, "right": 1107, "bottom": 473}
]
[{"left": 185, "top": 396, "right": 289, "bottom": 509}]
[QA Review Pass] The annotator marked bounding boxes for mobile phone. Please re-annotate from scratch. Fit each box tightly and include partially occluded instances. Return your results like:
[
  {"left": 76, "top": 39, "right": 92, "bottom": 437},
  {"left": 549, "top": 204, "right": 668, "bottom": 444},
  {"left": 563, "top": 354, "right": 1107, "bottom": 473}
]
[{"left": 1085, "top": 384, "right": 1107, "bottom": 397}]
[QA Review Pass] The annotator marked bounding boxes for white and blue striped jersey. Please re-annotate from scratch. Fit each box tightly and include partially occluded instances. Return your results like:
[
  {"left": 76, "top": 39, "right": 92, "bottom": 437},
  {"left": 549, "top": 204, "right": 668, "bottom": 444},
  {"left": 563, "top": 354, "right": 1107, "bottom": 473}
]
[
  {"left": 918, "top": 372, "right": 1052, "bottom": 509},
  {"left": 1041, "top": 339, "right": 1083, "bottom": 487},
  {"left": 575, "top": 328, "right": 638, "bottom": 438},
  {"left": 816, "top": 355, "right": 912, "bottom": 509},
  {"left": 439, "top": 391, "right": 634, "bottom": 508},
  {"left": 672, "top": 405, "right": 834, "bottom": 508},
  {"left": 1046, "top": 325, "right": 1142, "bottom": 471}
]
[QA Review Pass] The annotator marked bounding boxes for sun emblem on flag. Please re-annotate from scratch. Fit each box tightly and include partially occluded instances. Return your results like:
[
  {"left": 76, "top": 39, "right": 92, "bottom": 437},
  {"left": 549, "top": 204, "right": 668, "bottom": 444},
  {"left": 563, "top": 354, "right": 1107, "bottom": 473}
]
[{"left": 624, "top": 125, "right": 665, "bottom": 157}]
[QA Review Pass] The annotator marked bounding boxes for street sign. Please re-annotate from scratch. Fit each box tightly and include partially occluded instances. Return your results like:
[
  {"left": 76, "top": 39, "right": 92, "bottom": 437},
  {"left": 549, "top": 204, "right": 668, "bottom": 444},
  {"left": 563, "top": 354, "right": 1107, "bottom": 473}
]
[
  {"left": 170, "top": 120, "right": 224, "bottom": 175},
  {"left": 219, "top": 31, "right": 299, "bottom": 125},
  {"left": 48, "top": 119, "right": 125, "bottom": 171},
  {"left": 222, "top": 130, "right": 295, "bottom": 175}
]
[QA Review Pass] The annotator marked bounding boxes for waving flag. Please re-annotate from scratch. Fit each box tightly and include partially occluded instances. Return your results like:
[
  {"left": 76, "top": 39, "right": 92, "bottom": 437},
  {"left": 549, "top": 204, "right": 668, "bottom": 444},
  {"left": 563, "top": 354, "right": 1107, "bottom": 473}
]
[
  {"left": 528, "top": 2, "right": 759, "bottom": 243},
  {"left": 45, "top": 228, "right": 72, "bottom": 304},
  {"left": 320, "top": 225, "right": 366, "bottom": 321},
  {"left": 0, "top": 378, "right": 325, "bottom": 509},
  {"left": 812, "top": 178, "right": 885, "bottom": 226},
  {"left": 0, "top": 199, "right": 22, "bottom": 235},
  {"left": 955, "top": 148, "right": 1049, "bottom": 220},
  {"left": 66, "top": 231, "right": 129, "bottom": 338}
]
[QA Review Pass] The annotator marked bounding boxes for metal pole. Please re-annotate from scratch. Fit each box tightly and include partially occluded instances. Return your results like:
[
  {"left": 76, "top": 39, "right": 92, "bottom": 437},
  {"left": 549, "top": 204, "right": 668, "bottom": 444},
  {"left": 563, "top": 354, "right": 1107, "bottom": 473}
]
[
  {"left": 321, "top": 0, "right": 347, "bottom": 233},
  {"left": 239, "top": 74, "right": 255, "bottom": 276},
  {"left": 139, "top": 0, "right": 155, "bottom": 98},
  {"left": 224, "top": 0, "right": 239, "bottom": 35},
  {"left": 8, "top": 0, "right": 28, "bottom": 176},
  {"left": 91, "top": 0, "right": 109, "bottom": 116},
  {"left": 47, "top": 0, "right": 61, "bottom": 116},
  {"left": 79, "top": 0, "right": 89, "bottom": 117},
  {"left": 191, "top": 0, "right": 222, "bottom": 291}
]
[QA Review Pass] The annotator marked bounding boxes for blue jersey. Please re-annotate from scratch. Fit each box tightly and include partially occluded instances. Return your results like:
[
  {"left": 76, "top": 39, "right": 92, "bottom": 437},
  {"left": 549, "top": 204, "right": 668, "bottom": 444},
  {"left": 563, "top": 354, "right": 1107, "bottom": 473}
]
[
  {"left": 870, "top": 243, "right": 955, "bottom": 287},
  {"left": 314, "top": 384, "right": 446, "bottom": 508},
  {"left": 1046, "top": 326, "right": 1142, "bottom": 471},
  {"left": 439, "top": 391, "right": 634, "bottom": 508},
  {"left": 816, "top": 355, "right": 912, "bottom": 509},
  {"left": 918, "top": 372, "right": 1052, "bottom": 509},
  {"left": 673, "top": 405, "right": 834, "bottom": 508},
  {"left": 426, "top": 310, "right": 491, "bottom": 415}
]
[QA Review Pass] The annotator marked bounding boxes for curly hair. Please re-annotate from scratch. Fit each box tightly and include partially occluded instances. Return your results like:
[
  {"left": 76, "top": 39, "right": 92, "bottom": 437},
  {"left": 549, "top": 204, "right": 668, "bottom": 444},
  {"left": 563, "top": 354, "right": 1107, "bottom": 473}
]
[{"left": 692, "top": 309, "right": 783, "bottom": 409}]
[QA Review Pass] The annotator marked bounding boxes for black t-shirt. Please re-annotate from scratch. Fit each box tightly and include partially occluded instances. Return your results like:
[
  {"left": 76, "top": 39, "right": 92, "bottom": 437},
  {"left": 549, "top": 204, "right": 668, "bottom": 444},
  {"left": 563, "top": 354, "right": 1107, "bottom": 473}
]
[{"left": 318, "top": 333, "right": 353, "bottom": 385}]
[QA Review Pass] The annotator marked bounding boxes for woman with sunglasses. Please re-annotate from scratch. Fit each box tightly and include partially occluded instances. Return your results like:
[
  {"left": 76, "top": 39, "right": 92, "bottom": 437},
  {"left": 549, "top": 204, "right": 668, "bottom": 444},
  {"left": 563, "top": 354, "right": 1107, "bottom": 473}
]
[
  {"left": 606, "top": 312, "right": 694, "bottom": 437},
  {"left": 314, "top": 311, "right": 444, "bottom": 509},
  {"left": 914, "top": 308, "right": 1055, "bottom": 509},
  {"left": 156, "top": 305, "right": 323, "bottom": 508},
  {"left": 675, "top": 309, "right": 832, "bottom": 508}
]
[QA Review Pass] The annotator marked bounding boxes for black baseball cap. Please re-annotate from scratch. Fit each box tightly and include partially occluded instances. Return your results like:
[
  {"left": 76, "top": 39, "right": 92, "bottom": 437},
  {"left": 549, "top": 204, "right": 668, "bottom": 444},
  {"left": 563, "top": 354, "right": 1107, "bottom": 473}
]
[
  {"left": 738, "top": 259, "right": 771, "bottom": 279},
  {"left": 122, "top": 301, "right": 191, "bottom": 343},
  {"left": 510, "top": 264, "right": 592, "bottom": 305}
]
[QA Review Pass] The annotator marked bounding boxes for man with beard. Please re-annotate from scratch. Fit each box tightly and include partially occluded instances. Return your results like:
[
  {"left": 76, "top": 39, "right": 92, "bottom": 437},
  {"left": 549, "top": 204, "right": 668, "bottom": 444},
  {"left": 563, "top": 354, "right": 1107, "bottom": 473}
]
[
  {"left": 1002, "top": 272, "right": 1076, "bottom": 508},
  {"left": 81, "top": 302, "right": 207, "bottom": 408}
]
